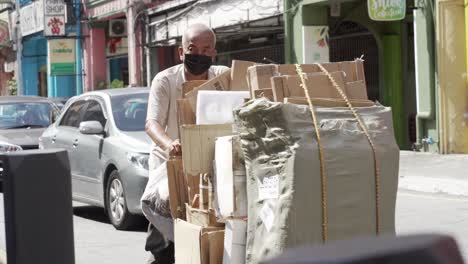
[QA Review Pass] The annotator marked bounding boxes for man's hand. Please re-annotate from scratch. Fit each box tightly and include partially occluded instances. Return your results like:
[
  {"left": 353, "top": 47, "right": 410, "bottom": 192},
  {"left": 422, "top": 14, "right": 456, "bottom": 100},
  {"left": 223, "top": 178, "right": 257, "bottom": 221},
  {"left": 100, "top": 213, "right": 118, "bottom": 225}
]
[
  {"left": 168, "top": 139, "right": 182, "bottom": 157},
  {"left": 145, "top": 119, "right": 182, "bottom": 157}
]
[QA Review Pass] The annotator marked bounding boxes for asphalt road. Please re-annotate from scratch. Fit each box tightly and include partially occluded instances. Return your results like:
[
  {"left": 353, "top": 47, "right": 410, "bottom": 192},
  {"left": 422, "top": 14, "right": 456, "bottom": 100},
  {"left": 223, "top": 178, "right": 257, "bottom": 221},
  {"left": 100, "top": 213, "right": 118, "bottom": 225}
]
[
  {"left": 0, "top": 190, "right": 467, "bottom": 263},
  {"left": 0, "top": 193, "right": 149, "bottom": 264}
]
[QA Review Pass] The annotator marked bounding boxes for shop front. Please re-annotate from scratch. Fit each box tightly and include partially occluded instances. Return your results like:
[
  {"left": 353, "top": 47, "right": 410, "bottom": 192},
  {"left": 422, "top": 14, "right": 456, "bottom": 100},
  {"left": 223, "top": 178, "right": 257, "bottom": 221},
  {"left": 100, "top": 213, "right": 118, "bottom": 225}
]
[{"left": 285, "top": 0, "right": 436, "bottom": 151}]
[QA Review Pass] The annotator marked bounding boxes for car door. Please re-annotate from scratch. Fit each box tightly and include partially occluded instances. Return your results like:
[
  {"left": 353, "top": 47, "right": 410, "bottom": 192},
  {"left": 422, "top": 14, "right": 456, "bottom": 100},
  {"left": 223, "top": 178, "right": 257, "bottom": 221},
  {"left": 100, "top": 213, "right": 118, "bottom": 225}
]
[
  {"left": 53, "top": 100, "right": 88, "bottom": 196},
  {"left": 74, "top": 98, "right": 108, "bottom": 202}
]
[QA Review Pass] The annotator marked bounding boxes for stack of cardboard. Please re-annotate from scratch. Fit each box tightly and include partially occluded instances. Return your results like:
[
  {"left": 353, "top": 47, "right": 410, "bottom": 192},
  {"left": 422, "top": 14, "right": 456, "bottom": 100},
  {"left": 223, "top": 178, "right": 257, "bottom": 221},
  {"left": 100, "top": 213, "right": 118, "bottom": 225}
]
[
  {"left": 170, "top": 59, "right": 398, "bottom": 264},
  {"left": 171, "top": 60, "right": 254, "bottom": 264},
  {"left": 247, "top": 59, "right": 373, "bottom": 107}
]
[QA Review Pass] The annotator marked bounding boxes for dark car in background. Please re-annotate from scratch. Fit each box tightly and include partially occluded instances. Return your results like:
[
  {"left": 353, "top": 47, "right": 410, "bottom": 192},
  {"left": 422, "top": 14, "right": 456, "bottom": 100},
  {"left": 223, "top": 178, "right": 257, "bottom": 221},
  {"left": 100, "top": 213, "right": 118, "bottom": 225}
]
[
  {"left": 0, "top": 96, "right": 60, "bottom": 151},
  {"left": 40, "top": 88, "right": 151, "bottom": 230}
]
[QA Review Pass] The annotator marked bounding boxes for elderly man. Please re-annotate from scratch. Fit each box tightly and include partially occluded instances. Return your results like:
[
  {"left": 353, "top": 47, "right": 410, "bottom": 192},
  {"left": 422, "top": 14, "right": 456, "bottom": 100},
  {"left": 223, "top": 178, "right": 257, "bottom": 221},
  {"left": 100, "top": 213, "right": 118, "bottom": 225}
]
[{"left": 144, "top": 23, "right": 229, "bottom": 264}]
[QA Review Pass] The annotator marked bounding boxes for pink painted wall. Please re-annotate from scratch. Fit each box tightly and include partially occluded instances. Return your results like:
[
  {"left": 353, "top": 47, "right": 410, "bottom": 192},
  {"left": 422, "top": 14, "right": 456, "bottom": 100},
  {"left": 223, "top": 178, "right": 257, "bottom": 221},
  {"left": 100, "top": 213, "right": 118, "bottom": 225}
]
[{"left": 83, "top": 26, "right": 107, "bottom": 91}]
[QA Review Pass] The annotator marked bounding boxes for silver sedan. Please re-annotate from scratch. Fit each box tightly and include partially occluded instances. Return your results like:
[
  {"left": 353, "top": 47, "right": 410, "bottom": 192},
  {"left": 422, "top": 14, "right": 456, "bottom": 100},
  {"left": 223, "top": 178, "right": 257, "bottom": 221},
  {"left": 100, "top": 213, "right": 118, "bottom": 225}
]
[{"left": 40, "top": 88, "right": 151, "bottom": 230}]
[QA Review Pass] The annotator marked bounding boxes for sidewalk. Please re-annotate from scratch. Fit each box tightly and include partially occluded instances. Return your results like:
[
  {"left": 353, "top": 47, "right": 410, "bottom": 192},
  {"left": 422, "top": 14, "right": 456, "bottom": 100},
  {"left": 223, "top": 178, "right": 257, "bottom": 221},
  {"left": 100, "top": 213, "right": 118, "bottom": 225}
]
[{"left": 398, "top": 151, "right": 468, "bottom": 196}]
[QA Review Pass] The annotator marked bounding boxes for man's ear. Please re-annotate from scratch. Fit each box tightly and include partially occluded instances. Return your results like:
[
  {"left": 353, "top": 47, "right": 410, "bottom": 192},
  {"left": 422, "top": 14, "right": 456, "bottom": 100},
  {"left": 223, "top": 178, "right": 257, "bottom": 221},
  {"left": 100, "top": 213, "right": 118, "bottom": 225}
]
[
  {"left": 178, "top": 46, "right": 184, "bottom": 62},
  {"left": 211, "top": 49, "right": 217, "bottom": 61}
]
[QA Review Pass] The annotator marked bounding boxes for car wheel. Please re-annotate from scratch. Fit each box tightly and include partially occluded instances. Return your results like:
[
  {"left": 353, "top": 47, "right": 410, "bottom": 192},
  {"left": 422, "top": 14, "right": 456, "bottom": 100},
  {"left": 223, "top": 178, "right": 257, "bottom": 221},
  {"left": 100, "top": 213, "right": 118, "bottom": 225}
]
[{"left": 105, "top": 170, "right": 138, "bottom": 230}]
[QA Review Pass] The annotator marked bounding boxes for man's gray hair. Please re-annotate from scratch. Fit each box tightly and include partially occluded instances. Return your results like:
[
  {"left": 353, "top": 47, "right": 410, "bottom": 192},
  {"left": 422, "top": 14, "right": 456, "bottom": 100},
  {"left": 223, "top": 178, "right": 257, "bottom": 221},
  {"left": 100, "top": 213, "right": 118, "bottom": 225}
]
[{"left": 181, "top": 23, "right": 216, "bottom": 49}]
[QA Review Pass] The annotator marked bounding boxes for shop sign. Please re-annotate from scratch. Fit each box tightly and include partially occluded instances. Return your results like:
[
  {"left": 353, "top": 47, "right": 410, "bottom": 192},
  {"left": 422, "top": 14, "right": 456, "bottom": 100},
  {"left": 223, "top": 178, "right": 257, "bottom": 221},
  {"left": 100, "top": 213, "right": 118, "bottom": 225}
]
[
  {"left": 302, "top": 26, "right": 329, "bottom": 63},
  {"left": 368, "top": 0, "right": 406, "bottom": 21},
  {"left": 44, "top": 0, "right": 67, "bottom": 36},
  {"left": 106, "top": 37, "right": 128, "bottom": 56},
  {"left": 20, "top": 4, "right": 37, "bottom": 36},
  {"left": 19, "top": 0, "right": 44, "bottom": 37},
  {"left": 88, "top": 0, "right": 127, "bottom": 19},
  {"left": 44, "top": 16, "right": 66, "bottom": 36},
  {"left": 48, "top": 39, "right": 75, "bottom": 75}
]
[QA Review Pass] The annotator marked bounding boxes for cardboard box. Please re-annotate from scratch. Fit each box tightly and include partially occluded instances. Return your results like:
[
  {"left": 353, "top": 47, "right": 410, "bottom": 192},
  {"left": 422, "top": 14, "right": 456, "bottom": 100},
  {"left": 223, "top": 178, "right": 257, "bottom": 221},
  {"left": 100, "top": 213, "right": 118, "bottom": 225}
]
[
  {"left": 223, "top": 219, "right": 247, "bottom": 264},
  {"left": 177, "top": 98, "right": 196, "bottom": 126},
  {"left": 231, "top": 60, "right": 256, "bottom": 91},
  {"left": 186, "top": 204, "right": 224, "bottom": 227},
  {"left": 271, "top": 71, "right": 347, "bottom": 102},
  {"left": 345, "top": 80, "right": 368, "bottom": 100},
  {"left": 180, "top": 124, "right": 234, "bottom": 176},
  {"left": 185, "top": 70, "right": 232, "bottom": 120},
  {"left": 253, "top": 88, "right": 274, "bottom": 101},
  {"left": 284, "top": 97, "right": 375, "bottom": 107},
  {"left": 196, "top": 90, "right": 250, "bottom": 125},
  {"left": 183, "top": 80, "right": 207, "bottom": 97},
  {"left": 215, "top": 136, "right": 247, "bottom": 220},
  {"left": 167, "top": 158, "right": 188, "bottom": 220},
  {"left": 247, "top": 60, "right": 366, "bottom": 92},
  {"left": 247, "top": 65, "right": 278, "bottom": 96},
  {"left": 174, "top": 219, "right": 224, "bottom": 264}
]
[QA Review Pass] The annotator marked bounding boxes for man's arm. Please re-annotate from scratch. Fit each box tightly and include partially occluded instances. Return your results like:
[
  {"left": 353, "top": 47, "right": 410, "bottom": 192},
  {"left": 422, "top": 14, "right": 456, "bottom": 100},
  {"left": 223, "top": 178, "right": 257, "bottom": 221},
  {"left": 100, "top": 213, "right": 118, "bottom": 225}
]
[
  {"left": 145, "top": 77, "right": 182, "bottom": 156},
  {"left": 145, "top": 120, "right": 181, "bottom": 156}
]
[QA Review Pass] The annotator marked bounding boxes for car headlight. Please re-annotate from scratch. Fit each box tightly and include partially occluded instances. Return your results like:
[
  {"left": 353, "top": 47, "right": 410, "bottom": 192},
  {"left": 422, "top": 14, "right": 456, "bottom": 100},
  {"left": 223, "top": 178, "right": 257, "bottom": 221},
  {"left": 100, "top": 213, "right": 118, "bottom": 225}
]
[
  {"left": 127, "top": 152, "right": 149, "bottom": 170},
  {"left": 0, "top": 141, "right": 23, "bottom": 153}
]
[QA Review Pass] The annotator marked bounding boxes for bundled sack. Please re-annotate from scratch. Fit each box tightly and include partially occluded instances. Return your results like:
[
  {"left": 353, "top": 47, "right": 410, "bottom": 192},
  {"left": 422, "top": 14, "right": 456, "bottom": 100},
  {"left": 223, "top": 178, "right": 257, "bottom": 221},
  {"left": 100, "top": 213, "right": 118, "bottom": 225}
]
[
  {"left": 233, "top": 98, "right": 400, "bottom": 264},
  {"left": 140, "top": 161, "right": 174, "bottom": 241}
]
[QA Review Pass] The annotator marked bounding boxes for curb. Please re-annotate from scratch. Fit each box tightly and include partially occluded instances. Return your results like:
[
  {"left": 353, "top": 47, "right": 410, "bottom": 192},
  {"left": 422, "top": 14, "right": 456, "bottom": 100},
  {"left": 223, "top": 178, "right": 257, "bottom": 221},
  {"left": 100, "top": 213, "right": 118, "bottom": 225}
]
[{"left": 398, "top": 176, "right": 468, "bottom": 197}]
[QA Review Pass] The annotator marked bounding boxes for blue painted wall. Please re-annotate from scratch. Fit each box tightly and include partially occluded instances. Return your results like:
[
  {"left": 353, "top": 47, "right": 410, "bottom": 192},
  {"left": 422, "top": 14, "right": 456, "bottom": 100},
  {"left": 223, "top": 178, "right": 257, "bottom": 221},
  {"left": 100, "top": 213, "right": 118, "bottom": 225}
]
[
  {"left": 20, "top": 1, "right": 80, "bottom": 98},
  {"left": 21, "top": 36, "right": 47, "bottom": 96}
]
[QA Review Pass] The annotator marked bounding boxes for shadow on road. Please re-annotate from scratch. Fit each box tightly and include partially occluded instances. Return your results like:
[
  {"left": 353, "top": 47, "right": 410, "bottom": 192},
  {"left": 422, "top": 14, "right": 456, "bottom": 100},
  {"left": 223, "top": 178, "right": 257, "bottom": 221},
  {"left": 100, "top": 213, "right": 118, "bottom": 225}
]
[
  {"left": 73, "top": 205, "right": 148, "bottom": 232},
  {"left": 73, "top": 206, "right": 109, "bottom": 224}
]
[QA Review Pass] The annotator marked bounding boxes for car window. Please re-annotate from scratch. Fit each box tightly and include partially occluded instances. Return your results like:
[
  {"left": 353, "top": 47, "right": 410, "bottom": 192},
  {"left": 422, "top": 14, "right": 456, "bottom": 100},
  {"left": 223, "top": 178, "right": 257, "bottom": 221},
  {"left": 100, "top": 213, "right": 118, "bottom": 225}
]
[
  {"left": 59, "top": 100, "right": 87, "bottom": 128},
  {"left": 0, "top": 102, "right": 54, "bottom": 129},
  {"left": 82, "top": 100, "right": 106, "bottom": 128},
  {"left": 111, "top": 93, "right": 148, "bottom": 131}
]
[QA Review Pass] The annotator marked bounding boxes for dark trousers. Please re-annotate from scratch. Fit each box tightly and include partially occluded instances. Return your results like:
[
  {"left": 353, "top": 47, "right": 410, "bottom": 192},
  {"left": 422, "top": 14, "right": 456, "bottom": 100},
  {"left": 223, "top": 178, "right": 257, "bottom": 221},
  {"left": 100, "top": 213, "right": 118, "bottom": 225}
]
[{"left": 145, "top": 223, "right": 174, "bottom": 264}]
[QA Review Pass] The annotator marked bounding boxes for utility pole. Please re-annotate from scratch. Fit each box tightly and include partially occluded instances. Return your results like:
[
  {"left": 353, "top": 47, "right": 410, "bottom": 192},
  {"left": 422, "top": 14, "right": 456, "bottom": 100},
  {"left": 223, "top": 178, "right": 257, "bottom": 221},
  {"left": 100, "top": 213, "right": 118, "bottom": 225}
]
[
  {"left": 14, "top": 0, "right": 21, "bottom": 95},
  {"left": 74, "top": 0, "right": 82, "bottom": 94}
]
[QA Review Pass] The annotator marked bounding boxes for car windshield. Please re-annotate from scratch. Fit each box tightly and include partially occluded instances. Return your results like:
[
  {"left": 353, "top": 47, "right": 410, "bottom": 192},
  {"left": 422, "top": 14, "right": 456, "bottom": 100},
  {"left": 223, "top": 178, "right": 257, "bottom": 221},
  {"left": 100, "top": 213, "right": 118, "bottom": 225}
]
[
  {"left": 111, "top": 93, "right": 148, "bottom": 131},
  {"left": 0, "top": 102, "right": 54, "bottom": 129}
]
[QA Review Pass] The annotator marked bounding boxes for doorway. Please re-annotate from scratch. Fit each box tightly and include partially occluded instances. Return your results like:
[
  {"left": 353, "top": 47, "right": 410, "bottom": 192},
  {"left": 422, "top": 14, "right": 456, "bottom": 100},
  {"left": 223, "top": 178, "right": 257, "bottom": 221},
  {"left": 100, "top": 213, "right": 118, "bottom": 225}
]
[
  {"left": 38, "top": 66, "right": 48, "bottom": 97},
  {"left": 329, "top": 21, "right": 379, "bottom": 101}
]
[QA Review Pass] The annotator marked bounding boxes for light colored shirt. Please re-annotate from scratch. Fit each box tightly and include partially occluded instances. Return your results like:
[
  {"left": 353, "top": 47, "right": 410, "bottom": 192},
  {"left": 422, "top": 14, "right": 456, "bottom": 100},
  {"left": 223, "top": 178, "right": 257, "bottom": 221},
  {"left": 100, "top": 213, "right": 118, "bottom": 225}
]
[{"left": 146, "top": 63, "right": 229, "bottom": 170}]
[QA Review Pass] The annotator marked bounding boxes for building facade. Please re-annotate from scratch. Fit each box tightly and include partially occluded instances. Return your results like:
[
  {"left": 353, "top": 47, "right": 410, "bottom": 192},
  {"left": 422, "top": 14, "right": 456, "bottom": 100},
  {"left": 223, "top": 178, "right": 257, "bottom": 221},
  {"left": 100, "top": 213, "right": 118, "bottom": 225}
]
[
  {"left": 16, "top": 0, "right": 83, "bottom": 98},
  {"left": 285, "top": 0, "right": 436, "bottom": 151},
  {"left": 81, "top": 0, "right": 148, "bottom": 91},
  {"left": 145, "top": 0, "right": 285, "bottom": 84}
]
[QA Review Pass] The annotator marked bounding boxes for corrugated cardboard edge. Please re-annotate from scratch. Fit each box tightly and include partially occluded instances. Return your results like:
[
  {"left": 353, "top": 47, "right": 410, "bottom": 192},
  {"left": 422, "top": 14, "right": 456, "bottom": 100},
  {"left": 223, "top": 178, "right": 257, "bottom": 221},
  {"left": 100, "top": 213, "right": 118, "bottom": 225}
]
[{"left": 231, "top": 60, "right": 255, "bottom": 91}]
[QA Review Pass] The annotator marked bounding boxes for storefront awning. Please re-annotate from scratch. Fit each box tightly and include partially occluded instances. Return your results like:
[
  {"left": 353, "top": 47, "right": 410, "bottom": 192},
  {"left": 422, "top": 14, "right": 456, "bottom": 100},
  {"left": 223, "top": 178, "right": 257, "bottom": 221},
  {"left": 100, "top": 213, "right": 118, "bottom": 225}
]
[{"left": 148, "top": 0, "right": 283, "bottom": 45}]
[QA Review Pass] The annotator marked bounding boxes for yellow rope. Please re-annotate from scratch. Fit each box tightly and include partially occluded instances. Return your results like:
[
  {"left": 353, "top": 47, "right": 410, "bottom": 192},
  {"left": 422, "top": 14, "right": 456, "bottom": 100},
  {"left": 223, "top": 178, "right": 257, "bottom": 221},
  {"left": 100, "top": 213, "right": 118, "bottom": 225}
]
[
  {"left": 314, "top": 63, "right": 381, "bottom": 235},
  {"left": 295, "top": 64, "right": 328, "bottom": 242}
]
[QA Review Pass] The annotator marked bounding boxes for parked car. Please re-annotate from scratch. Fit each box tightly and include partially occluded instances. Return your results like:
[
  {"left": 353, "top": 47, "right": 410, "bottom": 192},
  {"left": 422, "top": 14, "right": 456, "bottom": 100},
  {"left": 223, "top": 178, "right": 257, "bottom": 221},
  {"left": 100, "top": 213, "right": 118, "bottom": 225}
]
[
  {"left": 0, "top": 96, "right": 60, "bottom": 151},
  {"left": 39, "top": 88, "right": 151, "bottom": 230}
]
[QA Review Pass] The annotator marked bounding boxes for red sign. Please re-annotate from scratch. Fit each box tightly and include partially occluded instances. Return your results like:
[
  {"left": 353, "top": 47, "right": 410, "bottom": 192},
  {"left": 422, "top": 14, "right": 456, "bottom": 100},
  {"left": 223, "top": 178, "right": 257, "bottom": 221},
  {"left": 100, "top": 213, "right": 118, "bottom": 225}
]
[{"left": 45, "top": 16, "right": 65, "bottom": 36}]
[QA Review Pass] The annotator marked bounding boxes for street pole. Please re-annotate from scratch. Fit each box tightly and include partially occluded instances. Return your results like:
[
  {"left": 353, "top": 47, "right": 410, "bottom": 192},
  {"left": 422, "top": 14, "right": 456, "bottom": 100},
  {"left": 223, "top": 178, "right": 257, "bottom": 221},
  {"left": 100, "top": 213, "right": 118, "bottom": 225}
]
[
  {"left": 14, "top": 0, "right": 22, "bottom": 95},
  {"left": 74, "top": 0, "right": 82, "bottom": 95}
]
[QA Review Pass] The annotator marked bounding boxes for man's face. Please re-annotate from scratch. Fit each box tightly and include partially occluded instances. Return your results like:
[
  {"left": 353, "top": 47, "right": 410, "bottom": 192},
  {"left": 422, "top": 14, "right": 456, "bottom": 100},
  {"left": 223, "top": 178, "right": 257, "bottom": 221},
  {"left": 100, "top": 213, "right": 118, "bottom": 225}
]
[{"left": 179, "top": 31, "right": 217, "bottom": 62}]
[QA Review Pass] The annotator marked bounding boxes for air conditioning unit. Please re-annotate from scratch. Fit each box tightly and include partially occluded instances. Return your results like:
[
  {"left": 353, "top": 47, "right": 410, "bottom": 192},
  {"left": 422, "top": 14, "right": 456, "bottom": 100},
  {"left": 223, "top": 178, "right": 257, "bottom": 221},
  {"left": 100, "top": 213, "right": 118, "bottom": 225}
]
[{"left": 109, "top": 19, "right": 127, "bottom": 37}]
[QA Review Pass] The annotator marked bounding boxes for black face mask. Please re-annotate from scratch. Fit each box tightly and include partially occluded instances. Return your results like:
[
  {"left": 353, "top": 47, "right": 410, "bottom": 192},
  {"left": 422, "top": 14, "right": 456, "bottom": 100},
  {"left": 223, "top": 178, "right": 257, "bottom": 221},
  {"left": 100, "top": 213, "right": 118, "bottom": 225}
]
[{"left": 184, "top": 53, "right": 212, "bottom": 76}]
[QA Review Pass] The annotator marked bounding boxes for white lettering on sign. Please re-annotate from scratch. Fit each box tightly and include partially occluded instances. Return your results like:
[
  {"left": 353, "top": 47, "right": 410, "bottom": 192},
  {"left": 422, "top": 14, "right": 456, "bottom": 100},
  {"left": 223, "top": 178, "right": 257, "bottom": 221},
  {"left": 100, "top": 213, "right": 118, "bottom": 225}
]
[
  {"left": 44, "top": 0, "right": 66, "bottom": 16},
  {"left": 88, "top": 0, "right": 127, "bottom": 19}
]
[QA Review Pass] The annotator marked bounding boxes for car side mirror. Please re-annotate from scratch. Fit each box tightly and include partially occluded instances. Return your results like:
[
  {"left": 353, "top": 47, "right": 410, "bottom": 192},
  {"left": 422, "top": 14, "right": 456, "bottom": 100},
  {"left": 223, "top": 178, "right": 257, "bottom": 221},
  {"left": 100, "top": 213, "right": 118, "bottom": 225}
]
[{"left": 79, "top": 121, "right": 104, "bottom": 135}]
